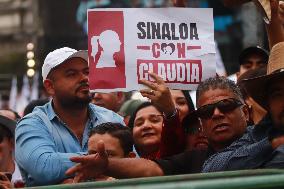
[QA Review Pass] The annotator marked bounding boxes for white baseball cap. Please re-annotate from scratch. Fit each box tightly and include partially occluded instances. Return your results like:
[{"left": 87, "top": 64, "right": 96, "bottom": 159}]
[{"left": 42, "top": 47, "right": 88, "bottom": 81}]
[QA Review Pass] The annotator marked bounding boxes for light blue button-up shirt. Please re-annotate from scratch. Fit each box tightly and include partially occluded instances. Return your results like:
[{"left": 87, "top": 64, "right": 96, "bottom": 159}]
[{"left": 15, "top": 101, "right": 124, "bottom": 186}]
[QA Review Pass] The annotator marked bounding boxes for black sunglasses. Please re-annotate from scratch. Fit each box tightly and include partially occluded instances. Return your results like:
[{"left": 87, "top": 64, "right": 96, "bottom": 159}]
[{"left": 196, "top": 98, "right": 244, "bottom": 119}]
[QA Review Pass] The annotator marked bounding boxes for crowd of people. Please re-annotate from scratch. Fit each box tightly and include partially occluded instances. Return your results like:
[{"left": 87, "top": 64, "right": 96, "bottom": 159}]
[{"left": 0, "top": 0, "right": 284, "bottom": 188}]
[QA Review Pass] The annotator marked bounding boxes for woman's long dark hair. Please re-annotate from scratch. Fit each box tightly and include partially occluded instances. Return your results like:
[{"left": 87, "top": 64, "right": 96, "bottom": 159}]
[
  {"left": 181, "top": 90, "right": 195, "bottom": 113},
  {"left": 181, "top": 90, "right": 197, "bottom": 133}
]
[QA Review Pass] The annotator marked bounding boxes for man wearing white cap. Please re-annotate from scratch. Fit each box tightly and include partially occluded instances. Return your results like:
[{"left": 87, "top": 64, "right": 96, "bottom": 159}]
[{"left": 15, "top": 47, "right": 124, "bottom": 186}]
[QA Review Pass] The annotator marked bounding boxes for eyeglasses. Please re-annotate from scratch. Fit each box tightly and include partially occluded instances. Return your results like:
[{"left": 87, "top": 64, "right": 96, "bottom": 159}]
[{"left": 196, "top": 98, "right": 244, "bottom": 119}]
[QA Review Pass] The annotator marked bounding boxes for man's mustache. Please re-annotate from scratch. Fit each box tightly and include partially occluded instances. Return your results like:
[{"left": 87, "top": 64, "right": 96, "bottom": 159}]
[{"left": 76, "top": 82, "right": 90, "bottom": 92}]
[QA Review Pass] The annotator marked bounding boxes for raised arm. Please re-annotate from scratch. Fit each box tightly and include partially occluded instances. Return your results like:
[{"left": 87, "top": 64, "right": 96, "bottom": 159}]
[
  {"left": 223, "top": 0, "right": 284, "bottom": 48},
  {"left": 139, "top": 72, "right": 186, "bottom": 157},
  {"left": 266, "top": 0, "right": 284, "bottom": 49}
]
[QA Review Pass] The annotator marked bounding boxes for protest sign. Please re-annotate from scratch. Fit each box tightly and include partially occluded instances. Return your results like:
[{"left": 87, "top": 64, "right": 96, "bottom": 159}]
[{"left": 88, "top": 8, "right": 215, "bottom": 92}]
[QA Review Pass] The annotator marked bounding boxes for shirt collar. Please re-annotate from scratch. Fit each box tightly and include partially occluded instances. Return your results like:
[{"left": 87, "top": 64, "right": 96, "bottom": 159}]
[
  {"left": 46, "top": 100, "right": 57, "bottom": 120},
  {"left": 46, "top": 100, "right": 98, "bottom": 123},
  {"left": 87, "top": 104, "right": 98, "bottom": 124}
]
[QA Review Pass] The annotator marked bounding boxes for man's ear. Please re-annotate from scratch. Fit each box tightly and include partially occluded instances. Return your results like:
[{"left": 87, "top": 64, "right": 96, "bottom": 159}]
[
  {"left": 43, "top": 79, "right": 55, "bottom": 96},
  {"left": 8, "top": 138, "right": 15, "bottom": 151},
  {"left": 127, "top": 152, "right": 136, "bottom": 158},
  {"left": 241, "top": 104, "right": 250, "bottom": 123},
  {"left": 116, "top": 92, "right": 125, "bottom": 105},
  {"left": 236, "top": 71, "right": 240, "bottom": 79}
]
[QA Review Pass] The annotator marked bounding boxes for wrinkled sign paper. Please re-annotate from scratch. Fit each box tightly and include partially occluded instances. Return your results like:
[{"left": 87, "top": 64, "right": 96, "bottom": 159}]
[{"left": 88, "top": 8, "right": 215, "bottom": 92}]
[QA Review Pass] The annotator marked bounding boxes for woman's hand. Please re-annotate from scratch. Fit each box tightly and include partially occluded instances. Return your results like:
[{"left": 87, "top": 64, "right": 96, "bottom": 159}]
[{"left": 139, "top": 72, "right": 176, "bottom": 117}]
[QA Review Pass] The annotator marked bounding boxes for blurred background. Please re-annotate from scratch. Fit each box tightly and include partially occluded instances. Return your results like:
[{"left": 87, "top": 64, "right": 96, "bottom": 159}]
[{"left": 0, "top": 0, "right": 267, "bottom": 111}]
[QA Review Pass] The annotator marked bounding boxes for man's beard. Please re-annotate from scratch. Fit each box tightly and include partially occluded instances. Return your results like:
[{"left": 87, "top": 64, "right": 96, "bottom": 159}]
[
  {"left": 58, "top": 94, "right": 92, "bottom": 109},
  {"left": 58, "top": 81, "right": 92, "bottom": 109}
]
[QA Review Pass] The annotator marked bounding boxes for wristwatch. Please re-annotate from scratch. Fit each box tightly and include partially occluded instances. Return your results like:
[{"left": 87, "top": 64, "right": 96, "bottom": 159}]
[{"left": 163, "top": 108, "right": 178, "bottom": 120}]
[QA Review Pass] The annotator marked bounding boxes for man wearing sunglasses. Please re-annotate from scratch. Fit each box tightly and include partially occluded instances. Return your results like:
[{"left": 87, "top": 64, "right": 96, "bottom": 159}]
[
  {"left": 209, "top": 42, "right": 284, "bottom": 170},
  {"left": 203, "top": 0, "right": 284, "bottom": 171},
  {"left": 195, "top": 78, "right": 249, "bottom": 153},
  {"left": 203, "top": 46, "right": 284, "bottom": 171}
]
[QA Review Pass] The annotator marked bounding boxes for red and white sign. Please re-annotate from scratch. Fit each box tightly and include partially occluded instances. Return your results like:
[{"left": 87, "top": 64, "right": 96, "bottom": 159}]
[{"left": 88, "top": 8, "right": 215, "bottom": 92}]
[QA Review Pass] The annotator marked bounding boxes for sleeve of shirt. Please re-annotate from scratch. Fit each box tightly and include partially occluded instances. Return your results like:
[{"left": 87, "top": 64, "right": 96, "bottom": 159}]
[
  {"left": 159, "top": 110, "right": 186, "bottom": 158},
  {"left": 15, "top": 116, "right": 83, "bottom": 186},
  {"left": 154, "top": 150, "right": 208, "bottom": 175},
  {"left": 263, "top": 144, "right": 284, "bottom": 168},
  {"left": 202, "top": 132, "right": 273, "bottom": 172},
  {"left": 112, "top": 111, "right": 125, "bottom": 126}
]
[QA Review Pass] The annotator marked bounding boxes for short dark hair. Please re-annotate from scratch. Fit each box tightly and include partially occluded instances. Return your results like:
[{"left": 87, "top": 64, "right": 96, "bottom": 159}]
[
  {"left": 0, "top": 115, "right": 16, "bottom": 138},
  {"left": 89, "top": 122, "right": 133, "bottom": 155},
  {"left": 196, "top": 76, "right": 244, "bottom": 107}
]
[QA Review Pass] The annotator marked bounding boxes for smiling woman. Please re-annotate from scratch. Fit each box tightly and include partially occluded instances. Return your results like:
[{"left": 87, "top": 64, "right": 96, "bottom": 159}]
[
  {"left": 129, "top": 102, "right": 164, "bottom": 159},
  {"left": 128, "top": 100, "right": 186, "bottom": 159}
]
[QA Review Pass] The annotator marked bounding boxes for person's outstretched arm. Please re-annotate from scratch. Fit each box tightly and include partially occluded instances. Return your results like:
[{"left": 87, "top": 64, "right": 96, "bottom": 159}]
[{"left": 66, "top": 141, "right": 163, "bottom": 182}]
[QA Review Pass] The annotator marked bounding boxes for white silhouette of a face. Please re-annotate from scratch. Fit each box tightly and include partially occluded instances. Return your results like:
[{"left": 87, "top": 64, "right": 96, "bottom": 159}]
[
  {"left": 91, "top": 30, "right": 122, "bottom": 68},
  {"left": 99, "top": 30, "right": 121, "bottom": 53}
]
